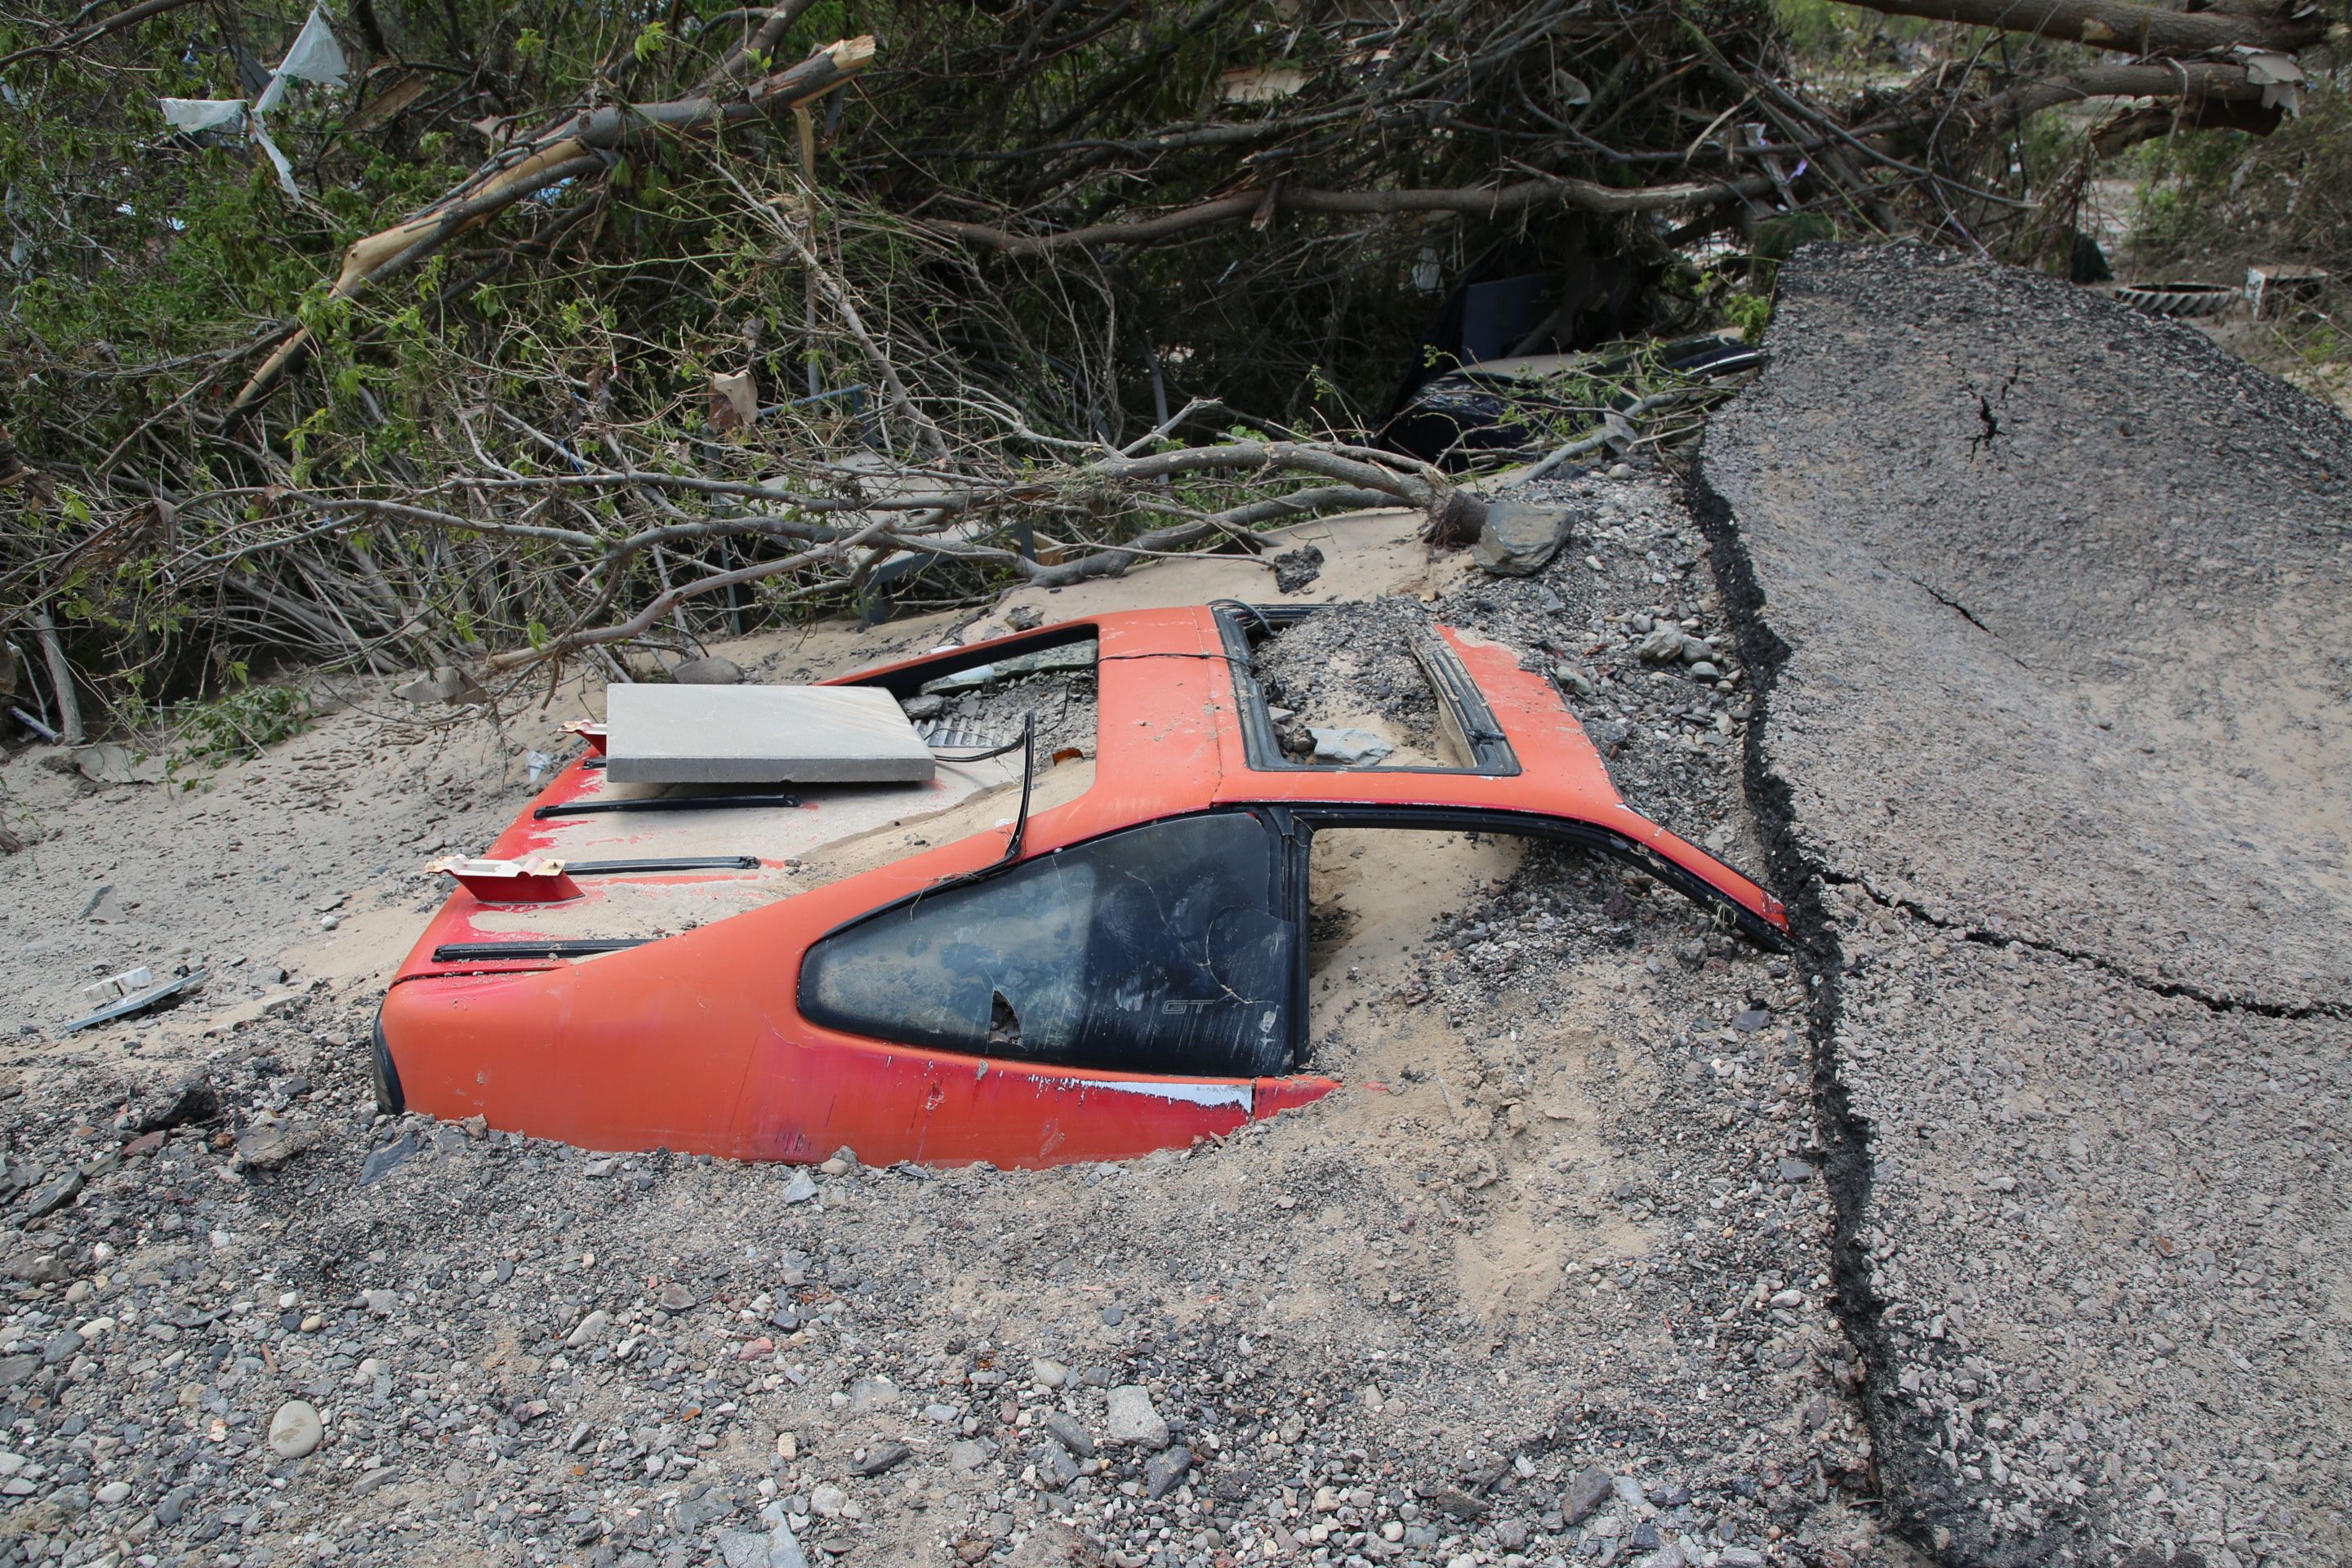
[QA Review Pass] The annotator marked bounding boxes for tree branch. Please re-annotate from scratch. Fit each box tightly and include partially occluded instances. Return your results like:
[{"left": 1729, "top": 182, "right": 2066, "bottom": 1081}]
[
  {"left": 1824, "top": 0, "right": 2317, "bottom": 56},
  {"left": 925, "top": 172, "right": 1777, "bottom": 254}
]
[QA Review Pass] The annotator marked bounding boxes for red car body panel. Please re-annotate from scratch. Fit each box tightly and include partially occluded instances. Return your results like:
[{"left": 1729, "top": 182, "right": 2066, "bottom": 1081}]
[{"left": 376, "top": 606, "right": 1785, "bottom": 1165}]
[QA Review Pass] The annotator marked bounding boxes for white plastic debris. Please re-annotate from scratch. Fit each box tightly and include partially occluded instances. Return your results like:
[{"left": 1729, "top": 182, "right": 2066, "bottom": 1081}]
[
  {"left": 156, "top": 8, "right": 348, "bottom": 197},
  {"left": 158, "top": 98, "right": 247, "bottom": 136},
  {"left": 254, "top": 7, "right": 348, "bottom": 112}
]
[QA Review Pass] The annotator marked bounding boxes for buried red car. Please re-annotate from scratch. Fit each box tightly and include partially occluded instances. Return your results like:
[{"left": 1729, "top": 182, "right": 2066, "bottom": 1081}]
[{"left": 373, "top": 604, "right": 1786, "bottom": 1166}]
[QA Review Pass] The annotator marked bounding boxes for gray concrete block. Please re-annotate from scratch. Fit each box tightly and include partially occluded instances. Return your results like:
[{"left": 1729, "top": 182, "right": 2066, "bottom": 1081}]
[{"left": 604, "top": 685, "right": 933, "bottom": 785}]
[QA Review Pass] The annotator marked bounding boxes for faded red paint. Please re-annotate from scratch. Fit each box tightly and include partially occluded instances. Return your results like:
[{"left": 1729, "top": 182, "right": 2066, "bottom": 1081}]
[{"left": 378, "top": 606, "right": 1786, "bottom": 1165}]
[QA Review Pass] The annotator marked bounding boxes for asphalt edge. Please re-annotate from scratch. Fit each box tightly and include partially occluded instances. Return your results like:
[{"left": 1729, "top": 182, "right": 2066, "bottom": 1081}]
[{"left": 1682, "top": 454, "right": 1904, "bottom": 1551}]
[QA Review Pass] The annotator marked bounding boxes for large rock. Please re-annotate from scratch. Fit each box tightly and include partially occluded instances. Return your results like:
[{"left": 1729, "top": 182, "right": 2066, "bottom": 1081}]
[
  {"left": 1470, "top": 500, "right": 1572, "bottom": 577},
  {"left": 1699, "top": 243, "right": 2352, "bottom": 1567}
]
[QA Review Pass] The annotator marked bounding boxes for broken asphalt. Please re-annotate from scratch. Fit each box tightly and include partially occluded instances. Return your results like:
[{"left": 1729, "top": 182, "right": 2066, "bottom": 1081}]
[{"left": 1697, "top": 242, "right": 2350, "bottom": 1568}]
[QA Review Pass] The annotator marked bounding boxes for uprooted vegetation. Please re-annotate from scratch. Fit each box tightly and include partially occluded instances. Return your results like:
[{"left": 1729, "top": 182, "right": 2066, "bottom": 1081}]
[{"left": 0, "top": 0, "right": 2335, "bottom": 742}]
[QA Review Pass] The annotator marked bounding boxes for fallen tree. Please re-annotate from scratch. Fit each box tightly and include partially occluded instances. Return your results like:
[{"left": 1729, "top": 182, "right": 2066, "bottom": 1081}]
[{"left": 0, "top": 0, "right": 2332, "bottom": 718}]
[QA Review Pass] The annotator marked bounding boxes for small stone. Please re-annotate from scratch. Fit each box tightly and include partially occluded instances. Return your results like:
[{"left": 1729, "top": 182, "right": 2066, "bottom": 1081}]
[
  {"left": 1042, "top": 1412, "right": 1094, "bottom": 1459},
  {"left": 565, "top": 1310, "right": 612, "bottom": 1348},
  {"left": 1776, "top": 1157, "right": 1815, "bottom": 1183},
  {"left": 846, "top": 1377, "right": 898, "bottom": 1411},
  {"left": 234, "top": 1123, "right": 319, "bottom": 1170},
  {"left": 1636, "top": 625, "right": 1686, "bottom": 663},
  {"left": 1038, "top": 1446, "right": 1081, "bottom": 1490},
  {"left": 94, "top": 1481, "right": 130, "bottom": 1506},
  {"left": 670, "top": 657, "right": 744, "bottom": 685},
  {"left": 657, "top": 1283, "right": 697, "bottom": 1312},
  {"left": 901, "top": 694, "right": 946, "bottom": 720},
  {"left": 808, "top": 1484, "right": 849, "bottom": 1519},
  {"left": 1719, "top": 1550, "right": 1766, "bottom": 1568},
  {"left": 719, "top": 1530, "right": 773, "bottom": 1568},
  {"left": 359, "top": 1133, "right": 416, "bottom": 1186},
  {"left": 1553, "top": 665, "right": 1598, "bottom": 700},
  {"left": 1031, "top": 1357, "right": 1068, "bottom": 1389},
  {"left": 1426, "top": 1486, "right": 1487, "bottom": 1521},
  {"left": 363, "top": 1288, "right": 399, "bottom": 1316},
  {"left": 267, "top": 1400, "right": 323, "bottom": 1459},
  {"left": 134, "top": 1075, "right": 217, "bottom": 1134},
  {"left": 947, "top": 1440, "right": 993, "bottom": 1472},
  {"left": 1607, "top": 461, "right": 1633, "bottom": 479},
  {"left": 1564, "top": 1467, "right": 1614, "bottom": 1525},
  {"left": 853, "top": 1442, "right": 910, "bottom": 1477},
  {"left": 1103, "top": 1385, "right": 1168, "bottom": 1449},
  {"left": 781, "top": 1172, "right": 817, "bottom": 1205},
  {"left": 24, "top": 1170, "right": 82, "bottom": 1218},
  {"left": 1308, "top": 727, "right": 1394, "bottom": 767},
  {"left": 1143, "top": 1446, "right": 1192, "bottom": 1499}
]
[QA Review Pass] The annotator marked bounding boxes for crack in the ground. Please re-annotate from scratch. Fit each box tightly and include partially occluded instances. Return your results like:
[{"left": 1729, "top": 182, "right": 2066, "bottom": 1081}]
[
  {"left": 1904, "top": 577, "right": 2030, "bottom": 670},
  {"left": 1818, "top": 867, "right": 2350, "bottom": 1023}
]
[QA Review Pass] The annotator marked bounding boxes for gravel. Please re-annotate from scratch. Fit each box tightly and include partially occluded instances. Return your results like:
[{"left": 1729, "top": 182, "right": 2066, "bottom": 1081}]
[{"left": 0, "top": 456, "right": 1893, "bottom": 1567}]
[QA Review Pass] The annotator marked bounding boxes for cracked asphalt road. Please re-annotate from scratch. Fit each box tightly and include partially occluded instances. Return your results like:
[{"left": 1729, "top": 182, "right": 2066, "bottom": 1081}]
[{"left": 1696, "top": 244, "right": 2351, "bottom": 1568}]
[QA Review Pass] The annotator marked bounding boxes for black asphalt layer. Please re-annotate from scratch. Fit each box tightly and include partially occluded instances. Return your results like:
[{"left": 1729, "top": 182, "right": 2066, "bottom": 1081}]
[{"left": 1697, "top": 243, "right": 2351, "bottom": 1568}]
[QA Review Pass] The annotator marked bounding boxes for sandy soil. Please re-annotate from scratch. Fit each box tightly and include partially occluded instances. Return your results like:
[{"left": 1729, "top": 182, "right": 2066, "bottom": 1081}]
[{"left": 0, "top": 500, "right": 1889, "bottom": 1568}]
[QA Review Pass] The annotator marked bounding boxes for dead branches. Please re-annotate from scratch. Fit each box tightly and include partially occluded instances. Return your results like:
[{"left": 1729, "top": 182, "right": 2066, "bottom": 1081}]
[
  {"left": 229, "top": 36, "right": 876, "bottom": 412},
  {"left": 925, "top": 172, "right": 1783, "bottom": 254},
  {"left": 1825, "top": 0, "right": 2319, "bottom": 56},
  {"left": 4, "top": 0, "right": 2335, "bottom": 732}
]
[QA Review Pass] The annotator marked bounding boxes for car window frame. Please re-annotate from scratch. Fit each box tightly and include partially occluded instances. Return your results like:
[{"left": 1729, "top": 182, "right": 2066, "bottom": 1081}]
[
  {"left": 795, "top": 806, "right": 1311, "bottom": 1076},
  {"left": 1210, "top": 602, "right": 1521, "bottom": 777}
]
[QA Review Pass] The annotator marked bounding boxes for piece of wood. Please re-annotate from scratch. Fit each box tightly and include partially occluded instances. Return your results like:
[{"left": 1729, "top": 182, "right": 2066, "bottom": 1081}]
[{"left": 29, "top": 608, "right": 83, "bottom": 746}]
